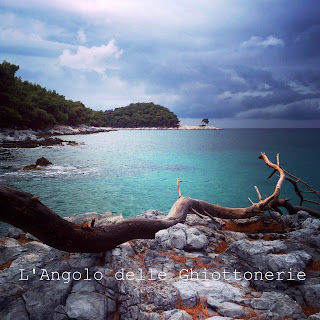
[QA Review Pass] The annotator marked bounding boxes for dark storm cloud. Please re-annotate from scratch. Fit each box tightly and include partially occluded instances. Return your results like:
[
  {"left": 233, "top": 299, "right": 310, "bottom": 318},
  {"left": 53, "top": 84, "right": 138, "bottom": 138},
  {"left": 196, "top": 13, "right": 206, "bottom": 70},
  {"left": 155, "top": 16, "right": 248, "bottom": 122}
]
[
  {"left": 238, "top": 98, "right": 320, "bottom": 120},
  {"left": 1, "top": 0, "right": 320, "bottom": 126}
]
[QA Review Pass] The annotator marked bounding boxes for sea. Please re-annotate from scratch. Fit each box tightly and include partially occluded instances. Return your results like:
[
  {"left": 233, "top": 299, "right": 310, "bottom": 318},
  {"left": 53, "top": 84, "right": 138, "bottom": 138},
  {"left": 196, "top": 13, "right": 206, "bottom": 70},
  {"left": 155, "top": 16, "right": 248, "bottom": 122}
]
[{"left": 0, "top": 129, "right": 319, "bottom": 234}]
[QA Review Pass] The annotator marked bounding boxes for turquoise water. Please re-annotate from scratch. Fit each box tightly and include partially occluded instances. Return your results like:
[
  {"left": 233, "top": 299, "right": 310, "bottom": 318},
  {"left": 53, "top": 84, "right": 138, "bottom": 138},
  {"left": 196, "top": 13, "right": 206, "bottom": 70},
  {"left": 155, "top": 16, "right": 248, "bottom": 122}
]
[{"left": 0, "top": 129, "right": 319, "bottom": 233}]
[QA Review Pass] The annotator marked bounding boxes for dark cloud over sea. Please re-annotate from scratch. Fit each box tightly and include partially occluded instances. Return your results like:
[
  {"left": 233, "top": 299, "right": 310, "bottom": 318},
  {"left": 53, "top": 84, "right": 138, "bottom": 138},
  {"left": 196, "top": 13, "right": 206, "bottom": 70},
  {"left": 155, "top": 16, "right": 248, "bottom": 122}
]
[{"left": 0, "top": 0, "right": 319, "bottom": 127}]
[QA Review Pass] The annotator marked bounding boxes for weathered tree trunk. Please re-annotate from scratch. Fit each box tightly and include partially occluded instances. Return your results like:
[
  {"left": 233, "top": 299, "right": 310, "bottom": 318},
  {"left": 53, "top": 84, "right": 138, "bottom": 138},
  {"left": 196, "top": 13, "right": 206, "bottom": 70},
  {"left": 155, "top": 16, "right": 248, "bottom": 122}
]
[{"left": 0, "top": 153, "right": 319, "bottom": 252}]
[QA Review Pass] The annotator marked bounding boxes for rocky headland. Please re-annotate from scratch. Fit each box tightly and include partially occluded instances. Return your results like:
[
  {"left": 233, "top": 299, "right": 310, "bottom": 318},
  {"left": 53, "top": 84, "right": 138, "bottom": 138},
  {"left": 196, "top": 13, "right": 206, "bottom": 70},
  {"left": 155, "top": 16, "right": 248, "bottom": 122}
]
[
  {"left": 1, "top": 209, "right": 320, "bottom": 320},
  {"left": 0, "top": 125, "right": 112, "bottom": 148}
]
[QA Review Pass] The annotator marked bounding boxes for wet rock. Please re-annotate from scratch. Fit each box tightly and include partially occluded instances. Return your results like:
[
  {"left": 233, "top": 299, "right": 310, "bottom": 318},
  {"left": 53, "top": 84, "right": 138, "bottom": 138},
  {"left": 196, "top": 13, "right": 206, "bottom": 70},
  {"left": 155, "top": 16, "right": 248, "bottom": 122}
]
[
  {"left": 36, "top": 157, "right": 52, "bottom": 166},
  {"left": 66, "top": 141, "right": 79, "bottom": 146},
  {"left": 23, "top": 164, "right": 42, "bottom": 170},
  {"left": 2, "top": 137, "right": 64, "bottom": 148},
  {"left": 23, "top": 157, "right": 52, "bottom": 171}
]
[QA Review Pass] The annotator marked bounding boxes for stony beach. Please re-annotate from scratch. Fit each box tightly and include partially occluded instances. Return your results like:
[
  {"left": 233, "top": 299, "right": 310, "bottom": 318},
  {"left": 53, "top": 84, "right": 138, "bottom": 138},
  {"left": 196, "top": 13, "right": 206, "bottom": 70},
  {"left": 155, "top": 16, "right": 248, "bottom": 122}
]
[{"left": 1, "top": 209, "right": 320, "bottom": 320}]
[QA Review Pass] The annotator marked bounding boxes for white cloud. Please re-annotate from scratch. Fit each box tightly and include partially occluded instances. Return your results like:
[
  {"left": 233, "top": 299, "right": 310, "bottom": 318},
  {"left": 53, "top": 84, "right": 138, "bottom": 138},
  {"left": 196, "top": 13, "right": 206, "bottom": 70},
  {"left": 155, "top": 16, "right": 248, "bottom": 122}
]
[
  {"left": 288, "top": 81, "right": 316, "bottom": 95},
  {"left": 218, "top": 90, "right": 272, "bottom": 100},
  {"left": 0, "top": 27, "right": 42, "bottom": 41},
  {"left": 77, "top": 28, "right": 86, "bottom": 44},
  {"left": 241, "top": 35, "right": 284, "bottom": 48},
  {"left": 0, "top": 0, "right": 238, "bottom": 35},
  {"left": 58, "top": 39, "right": 123, "bottom": 73},
  {"left": 0, "top": 26, "right": 74, "bottom": 57},
  {"left": 58, "top": 72, "right": 181, "bottom": 110},
  {"left": 220, "top": 68, "right": 246, "bottom": 84}
]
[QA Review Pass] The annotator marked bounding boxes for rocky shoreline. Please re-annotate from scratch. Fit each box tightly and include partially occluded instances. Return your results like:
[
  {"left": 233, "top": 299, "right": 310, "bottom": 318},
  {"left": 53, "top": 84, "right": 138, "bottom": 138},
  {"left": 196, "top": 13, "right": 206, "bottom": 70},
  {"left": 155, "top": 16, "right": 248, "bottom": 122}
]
[
  {"left": 0, "top": 125, "right": 222, "bottom": 148},
  {"left": 0, "top": 125, "right": 112, "bottom": 148},
  {"left": 1, "top": 210, "right": 320, "bottom": 320}
]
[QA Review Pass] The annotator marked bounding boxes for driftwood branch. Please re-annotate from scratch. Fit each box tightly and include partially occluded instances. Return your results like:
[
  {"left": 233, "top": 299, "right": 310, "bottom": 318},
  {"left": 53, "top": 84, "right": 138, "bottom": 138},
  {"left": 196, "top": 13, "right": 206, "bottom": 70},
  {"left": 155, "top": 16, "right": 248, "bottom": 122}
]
[
  {"left": 0, "top": 153, "right": 319, "bottom": 252},
  {"left": 254, "top": 186, "right": 262, "bottom": 202}
]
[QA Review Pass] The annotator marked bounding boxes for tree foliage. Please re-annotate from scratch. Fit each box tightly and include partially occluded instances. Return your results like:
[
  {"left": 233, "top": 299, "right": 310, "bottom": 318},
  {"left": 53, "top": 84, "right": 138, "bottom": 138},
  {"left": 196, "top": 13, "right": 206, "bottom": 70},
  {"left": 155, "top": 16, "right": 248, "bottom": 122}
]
[
  {"left": 108, "top": 103, "right": 179, "bottom": 128},
  {"left": 202, "top": 118, "right": 209, "bottom": 126},
  {"left": 0, "top": 61, "right": 180, "bottom": 129}
]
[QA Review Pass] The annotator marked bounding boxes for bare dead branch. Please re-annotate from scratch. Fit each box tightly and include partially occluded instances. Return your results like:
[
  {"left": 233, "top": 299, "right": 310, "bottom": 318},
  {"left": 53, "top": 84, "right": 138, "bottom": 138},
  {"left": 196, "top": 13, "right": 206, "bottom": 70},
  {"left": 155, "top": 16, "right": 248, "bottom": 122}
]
[
  {"left": 285, "top": 176, "right": 304, "bottom": 206},
  {"left": 177, "top": 177, "right": 183, "bottom": 198},
  {"left": 284, "top": 169, "right": 320, "bottom": 200},
  {"left": 301, "top": 190, "right": 320, "bottom": 194},
  {"left": 191, "top": 208, "right": 206, "bottom": 219},
  {"left": 304, "top": 199, "right": 320, "bottom": 206},
  {"left": 267, "top": 169, "right": 277, "bottom": 179},
  {"left": 254, "top": 186, "right": 262, "bottom": 201},
  {"left": 0, "top": 152, "right": 319, "bottom": 253},
  {"left": 257, "top": 153, "right": 286, "bottom": 210}
]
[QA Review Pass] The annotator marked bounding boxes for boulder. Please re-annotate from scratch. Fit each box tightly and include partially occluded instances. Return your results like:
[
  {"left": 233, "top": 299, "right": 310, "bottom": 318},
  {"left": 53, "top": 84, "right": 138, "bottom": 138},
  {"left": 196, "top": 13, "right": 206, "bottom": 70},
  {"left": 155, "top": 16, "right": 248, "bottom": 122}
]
[
  {"left": 224, "top": 239, "right": 311, "bottom": 290},
  {"left": 65, "top": 292, "right": 110, "bottom": 320},
  {"left": 173, "top": 281, "right": 199, "bottom": 307},
  {"left": 164, "top": 309, "right": 193, "bottom": 320},
  {"left": 36, "top": 157, "right": 52, "bottom": 166},
  {"left": 185, "top": 227, "right": 208, "bottom": 250},
  {"left": 249, "top": 291, "right": 306, "bottom": 319}
]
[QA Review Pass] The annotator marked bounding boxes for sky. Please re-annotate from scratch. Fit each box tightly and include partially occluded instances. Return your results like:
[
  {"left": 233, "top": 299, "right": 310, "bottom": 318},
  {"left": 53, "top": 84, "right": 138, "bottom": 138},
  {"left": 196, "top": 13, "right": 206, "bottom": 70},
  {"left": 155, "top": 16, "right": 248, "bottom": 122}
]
[{"left": 0, "top": 0, "right": 320, "bottom": 128}]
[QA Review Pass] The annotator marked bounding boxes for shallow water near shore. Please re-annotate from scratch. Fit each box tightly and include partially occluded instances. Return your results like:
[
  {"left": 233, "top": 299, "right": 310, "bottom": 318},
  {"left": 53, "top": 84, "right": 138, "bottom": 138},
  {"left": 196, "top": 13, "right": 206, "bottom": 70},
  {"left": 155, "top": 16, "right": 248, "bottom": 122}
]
[{"left": 0, "top": 128, "right": 319, "bottom": 234}]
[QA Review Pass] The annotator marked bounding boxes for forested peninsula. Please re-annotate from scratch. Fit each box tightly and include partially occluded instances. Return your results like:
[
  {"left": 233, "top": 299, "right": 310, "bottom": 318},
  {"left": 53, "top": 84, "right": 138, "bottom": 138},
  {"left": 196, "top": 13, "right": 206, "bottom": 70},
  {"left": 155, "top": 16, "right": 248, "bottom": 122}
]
[{"left": 0, "top": 61, "right": 180, "bottom": 129}]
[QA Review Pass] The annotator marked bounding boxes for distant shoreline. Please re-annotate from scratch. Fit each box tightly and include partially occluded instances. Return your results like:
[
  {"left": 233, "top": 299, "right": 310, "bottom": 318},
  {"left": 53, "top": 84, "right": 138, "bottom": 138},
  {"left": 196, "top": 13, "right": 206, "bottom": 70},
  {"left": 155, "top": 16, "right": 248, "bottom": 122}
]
[
  {"left": 108, "top": 125, "right": 222, "bottom": 130},
  {"left": 0, "top": 125, "right": 222, "bottom": 148}
]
